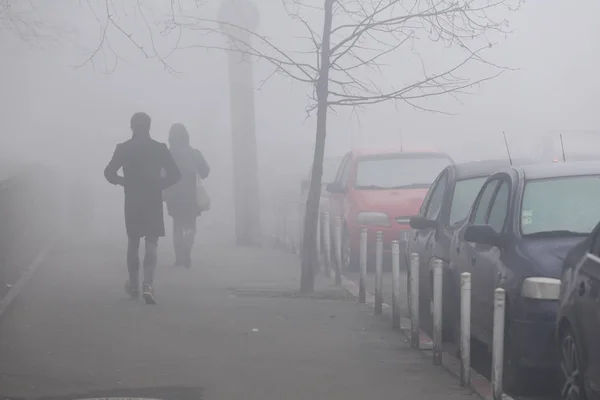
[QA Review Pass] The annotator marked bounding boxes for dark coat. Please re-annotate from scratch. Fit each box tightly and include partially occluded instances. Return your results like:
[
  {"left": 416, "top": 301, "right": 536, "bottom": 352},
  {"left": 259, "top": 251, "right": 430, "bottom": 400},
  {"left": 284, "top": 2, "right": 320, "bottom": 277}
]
[
  {"left": 164, "top": 145, "right": 210, "bottom": 220},
  {"left": 104, "top": 134, "right": 181, "bottom": 238}
]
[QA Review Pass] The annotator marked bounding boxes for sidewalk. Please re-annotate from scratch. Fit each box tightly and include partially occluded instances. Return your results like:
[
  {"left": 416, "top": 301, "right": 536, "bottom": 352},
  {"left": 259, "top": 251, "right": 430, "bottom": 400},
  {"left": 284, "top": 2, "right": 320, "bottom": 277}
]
[
  {"left": 0, "top": 230, "right": 478, "bottom": 400},
  {"left": 345, "top": 270, "right": 409, "bottom": 317}
]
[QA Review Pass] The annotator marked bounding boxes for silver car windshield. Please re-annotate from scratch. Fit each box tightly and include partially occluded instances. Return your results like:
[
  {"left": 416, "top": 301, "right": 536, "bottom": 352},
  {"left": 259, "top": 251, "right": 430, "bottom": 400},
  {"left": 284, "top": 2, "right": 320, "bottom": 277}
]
[{"left": 521, "top": 175, "right": 600, "bottom": 236}]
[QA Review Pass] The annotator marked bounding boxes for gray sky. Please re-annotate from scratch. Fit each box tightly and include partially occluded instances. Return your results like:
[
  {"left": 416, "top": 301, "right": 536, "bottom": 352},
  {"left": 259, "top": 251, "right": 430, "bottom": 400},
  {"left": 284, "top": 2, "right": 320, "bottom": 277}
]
[{"left": 1, "top": 0, "right": 599, "bottom": 181}]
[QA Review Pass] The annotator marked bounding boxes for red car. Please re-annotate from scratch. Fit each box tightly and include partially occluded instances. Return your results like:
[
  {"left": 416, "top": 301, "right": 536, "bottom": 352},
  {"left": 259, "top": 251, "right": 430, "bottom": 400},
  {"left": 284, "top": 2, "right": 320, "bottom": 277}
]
[{"left": 326, "top": 149, "right": 454, "bottom": 270}]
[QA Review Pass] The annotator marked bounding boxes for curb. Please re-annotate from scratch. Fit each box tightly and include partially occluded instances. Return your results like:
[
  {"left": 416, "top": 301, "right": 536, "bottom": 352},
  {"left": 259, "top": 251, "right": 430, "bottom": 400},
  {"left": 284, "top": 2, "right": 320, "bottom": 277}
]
[
  {"left": 268, "top": 240, "right": 513, "bottom": 400},
  {"left": 337, "top": 272, "right": 513, "bottom": 400},
  {"left": 0, "top": 236, "right": 59, "bottom": 325}
]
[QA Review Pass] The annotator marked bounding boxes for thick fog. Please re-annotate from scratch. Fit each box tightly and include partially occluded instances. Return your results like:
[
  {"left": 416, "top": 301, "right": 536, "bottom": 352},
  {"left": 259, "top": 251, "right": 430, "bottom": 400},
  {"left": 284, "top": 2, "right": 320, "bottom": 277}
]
[{"left": 1, "top": 0, "right": 599, "bottom": 239}]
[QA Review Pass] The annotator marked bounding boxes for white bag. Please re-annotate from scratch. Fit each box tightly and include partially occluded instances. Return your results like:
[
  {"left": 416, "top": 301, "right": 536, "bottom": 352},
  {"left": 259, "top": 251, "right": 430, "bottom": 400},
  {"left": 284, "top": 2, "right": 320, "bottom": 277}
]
[{"left": 196, "top": 176, "right": 211, "bottom": 212}]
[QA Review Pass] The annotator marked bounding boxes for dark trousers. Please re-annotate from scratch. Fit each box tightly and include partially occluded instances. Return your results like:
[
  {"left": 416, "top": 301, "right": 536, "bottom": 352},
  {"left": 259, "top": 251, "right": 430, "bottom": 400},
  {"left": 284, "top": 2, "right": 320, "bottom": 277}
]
[
  {"left": 127, "top": 236, "right": 158, "bottom": 287},
  {"left": 173, "top": 216, "right": 196, "bottom": 267}
]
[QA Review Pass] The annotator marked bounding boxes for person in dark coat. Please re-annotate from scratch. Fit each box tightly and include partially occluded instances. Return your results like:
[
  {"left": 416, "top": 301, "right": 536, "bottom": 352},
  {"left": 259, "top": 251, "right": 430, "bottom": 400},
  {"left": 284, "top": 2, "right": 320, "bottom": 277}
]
[
  {"left": 164, "top": 123, "right": 210, "bottom": 268},
  {"left": 104, "top": 112, "right": 181, "bottom": 304}
]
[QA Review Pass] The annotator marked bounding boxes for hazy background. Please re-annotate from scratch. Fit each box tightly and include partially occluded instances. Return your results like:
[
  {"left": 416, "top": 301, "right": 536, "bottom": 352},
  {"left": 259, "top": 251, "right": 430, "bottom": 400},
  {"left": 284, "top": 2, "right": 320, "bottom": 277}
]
[{"left": 1, "top": 0, "right": 599, "bottom": 239}]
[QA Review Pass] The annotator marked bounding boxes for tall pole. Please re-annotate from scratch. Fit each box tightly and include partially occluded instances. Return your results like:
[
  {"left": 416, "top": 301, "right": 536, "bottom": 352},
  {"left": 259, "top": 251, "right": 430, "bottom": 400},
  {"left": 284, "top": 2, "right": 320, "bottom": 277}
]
[{"left": 219, "top": 0, "right": 261, "bottom": 246}]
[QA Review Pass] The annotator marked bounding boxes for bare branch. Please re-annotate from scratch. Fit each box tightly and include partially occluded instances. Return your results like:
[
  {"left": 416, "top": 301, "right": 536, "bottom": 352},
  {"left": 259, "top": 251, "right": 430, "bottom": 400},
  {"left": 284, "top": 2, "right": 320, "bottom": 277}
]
[{"left": 74, "top": 0, "right": 520, "bottom": 113}]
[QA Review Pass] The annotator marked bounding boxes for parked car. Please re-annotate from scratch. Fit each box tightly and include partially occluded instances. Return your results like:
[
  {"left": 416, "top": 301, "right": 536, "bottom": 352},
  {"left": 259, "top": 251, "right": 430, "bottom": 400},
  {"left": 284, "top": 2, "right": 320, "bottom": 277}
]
[
  {"left": 408, "top": 159, "right": 534, "bottom": 338},
  {"left": 557, "top": 220, "right": 600, "bottom": 400},
  {"left": 449, "top": 162, "right": 600, "bottom": 393},
  {"left": 326, "top": 149, "right": 454, "bottom": 270}
]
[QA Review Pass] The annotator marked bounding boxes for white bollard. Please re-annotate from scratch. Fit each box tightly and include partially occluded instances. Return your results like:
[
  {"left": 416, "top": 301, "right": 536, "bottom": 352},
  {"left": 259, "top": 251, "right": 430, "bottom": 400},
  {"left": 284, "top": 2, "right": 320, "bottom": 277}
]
[
  {"left": 460, "top": 272, "right": 472, "bottom": 387},
  {"left": 323, "top": 212, "right": 332, "bottom": 278},
  {"left": 392, "top": 240, "right": 401, "bottom": 329},
  {"left": 282, "top": 203, "right": 288, "bottom": 249},
  {"left": 334, "top": 216, "right": 342, "bottom": 285},
  {"left": 410, "top": 252, "right": 420, "bottom": 348},
  {"left": 492, "top": 288, "right": 506, "bottom": 400},
  {"left": 404, "top": 232, "right": 411, "bottom": 314},
  {"left": 404, "top": 231, "right": 410, "bottom": 269},
  {"left": 375, "top": 231, "right": 383, "bottom": 315},
  {"left": 432, "top": 258, "right": 443, "bottom": 365},
  {"left": 297, "top": 201, "right": 304, "bottom": 255},
  {"left": 359, "top": 227, "right": 368, "bottom": 304},
  {"left": 316, "top": 211, "right": 321, "bottom": 269}
]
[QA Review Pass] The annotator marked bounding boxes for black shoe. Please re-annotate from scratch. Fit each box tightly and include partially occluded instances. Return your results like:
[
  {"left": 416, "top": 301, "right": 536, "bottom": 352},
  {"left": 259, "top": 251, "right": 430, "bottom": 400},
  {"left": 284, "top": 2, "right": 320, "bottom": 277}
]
[
  {"left": 142, "top": 283, "right": 157, "bottom": 305},
  {"left": 125, "top": 280, "right": 140, "bottom": 299}
]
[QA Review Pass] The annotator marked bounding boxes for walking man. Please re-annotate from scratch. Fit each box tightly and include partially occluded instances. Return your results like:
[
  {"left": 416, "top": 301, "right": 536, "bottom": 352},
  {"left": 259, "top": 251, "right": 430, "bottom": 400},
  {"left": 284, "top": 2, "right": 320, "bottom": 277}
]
[
  {"left": 164, "top": 123, "right": 210, "bottom": 268},
  {"left": 104, "top": 112, "right": 181, "bottom": 304}
]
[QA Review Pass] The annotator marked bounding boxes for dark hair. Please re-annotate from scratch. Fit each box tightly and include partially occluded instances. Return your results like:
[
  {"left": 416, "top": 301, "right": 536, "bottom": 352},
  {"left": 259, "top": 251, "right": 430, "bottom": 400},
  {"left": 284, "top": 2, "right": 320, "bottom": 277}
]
[
  {"left": 130, "top": 112, "right": 151, "bottom": 135},
  {"left": 169, "top": 123, "right": 190, "bottom": 147}
]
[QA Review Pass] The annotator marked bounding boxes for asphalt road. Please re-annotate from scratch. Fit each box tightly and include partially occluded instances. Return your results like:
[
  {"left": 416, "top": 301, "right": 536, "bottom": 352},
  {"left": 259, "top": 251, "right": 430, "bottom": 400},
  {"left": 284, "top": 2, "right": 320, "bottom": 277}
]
[{"left": 0, "top": 232, "right": 479, "bottom": 400}]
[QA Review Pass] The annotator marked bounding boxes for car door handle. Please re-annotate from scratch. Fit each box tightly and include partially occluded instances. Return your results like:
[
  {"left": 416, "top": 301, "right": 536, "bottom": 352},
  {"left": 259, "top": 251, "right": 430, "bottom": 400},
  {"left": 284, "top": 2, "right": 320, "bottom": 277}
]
[
  {"left": 578, "top": 282, "right": 586, "bottom": 296},
  {"left": 471, "top": 255, "right": 476, "bottom": 266}
]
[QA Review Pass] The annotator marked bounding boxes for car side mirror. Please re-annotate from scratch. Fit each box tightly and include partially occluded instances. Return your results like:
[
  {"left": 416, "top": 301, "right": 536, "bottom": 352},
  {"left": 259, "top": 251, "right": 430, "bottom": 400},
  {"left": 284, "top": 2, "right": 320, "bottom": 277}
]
[
  {"left": 464, "top": 224, "right": 504, "bottom": 248},
  {"left": 410, "top": 216, "right": 437, "bottom": 230},
  {"left": 326, "top": 182, "right": 345, "bottom": 193}
]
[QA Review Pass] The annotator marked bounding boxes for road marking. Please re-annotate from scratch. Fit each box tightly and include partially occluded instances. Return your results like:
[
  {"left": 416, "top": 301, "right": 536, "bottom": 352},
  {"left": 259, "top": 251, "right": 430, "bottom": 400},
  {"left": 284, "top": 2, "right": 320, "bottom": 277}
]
[{"left": 0, "top": 235, "right": 60, "bottom": 323}]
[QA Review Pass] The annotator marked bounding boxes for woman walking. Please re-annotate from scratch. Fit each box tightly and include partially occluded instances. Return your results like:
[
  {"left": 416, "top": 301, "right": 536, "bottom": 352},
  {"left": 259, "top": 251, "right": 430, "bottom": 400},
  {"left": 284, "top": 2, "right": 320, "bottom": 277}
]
[{"left": 164, "top": 123, "right": 210, "bottom": 268}]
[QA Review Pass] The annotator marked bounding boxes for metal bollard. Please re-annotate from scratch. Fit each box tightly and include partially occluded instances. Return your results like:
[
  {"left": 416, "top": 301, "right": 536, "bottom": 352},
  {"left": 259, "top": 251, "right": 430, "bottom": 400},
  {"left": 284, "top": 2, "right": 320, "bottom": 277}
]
[
  {"left": 392, "top": 240, "right": 401, "bottom": 329},
  {"left": 359, "top": 227, "right": 367, "bottom": 304},
  {"left": 404, "top": 231, "right": 410, "bottom": 269},
  {"left": 297, "top": 201, "right": 304, "bottom": 255},
  {"left": 334, "top": 216, "right": 342, "bottom": 285},
  {"left": 432, "top": 258, "right": 443, "bottom": 365},
  {"left": 492, "top": 288, "right": 506, "bottom": 400},
  {"left": 409, "top": 252, "right": 420, "bottom": 348},
  {"left": 375, "top": 231, "right": 383, "bottom": 315},
  {"left": 282, "top": 205, "right": 288, "bottom": 249},
  {"left": 404, "top": 232, "right": 411, "bottom": 319},
  {"left": 460, "top": 272, "right": 472, "bottom": 387},
  {"left": 316, "top": 211, "right": 321, "bottom": 269},
  {"left": 323, "top": 212, "right": 332, "bottom": 278}
]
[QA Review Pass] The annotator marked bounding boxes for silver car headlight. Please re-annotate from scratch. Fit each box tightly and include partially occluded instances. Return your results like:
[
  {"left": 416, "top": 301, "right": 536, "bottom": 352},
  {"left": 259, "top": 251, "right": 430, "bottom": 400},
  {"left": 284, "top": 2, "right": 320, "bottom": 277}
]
[
  {"left": 521, "top": 277, "right": 561, "bottom": 300},
  {"left": 357, "top": 212, "right": 391, "bottom": 227}
]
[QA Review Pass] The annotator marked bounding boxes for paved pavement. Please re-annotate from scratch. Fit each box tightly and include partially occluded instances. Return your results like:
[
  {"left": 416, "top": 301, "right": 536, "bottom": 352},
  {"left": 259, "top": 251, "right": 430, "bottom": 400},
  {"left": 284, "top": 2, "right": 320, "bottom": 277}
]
[
  {"left": 0, "top": 230, "right": 479, "bottom": 400},
  {"left": 343, "top": 270, "right": 558, "bottom": 400},
  {"left": 345, "top": 271, "right": 409, "bottom": 318}
]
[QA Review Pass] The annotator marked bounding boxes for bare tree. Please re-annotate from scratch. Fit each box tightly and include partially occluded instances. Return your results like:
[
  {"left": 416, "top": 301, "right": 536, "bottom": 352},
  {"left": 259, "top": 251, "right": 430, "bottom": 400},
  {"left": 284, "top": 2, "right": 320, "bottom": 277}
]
[
  {"left": 80, "top": 0, "right": 521, "bottom": 292},
  {"left": 0, "top": 0, "right": 60, "bottom": 42},
  {"left": 163, "top": 0, "right": 520, "bottom": 292}
]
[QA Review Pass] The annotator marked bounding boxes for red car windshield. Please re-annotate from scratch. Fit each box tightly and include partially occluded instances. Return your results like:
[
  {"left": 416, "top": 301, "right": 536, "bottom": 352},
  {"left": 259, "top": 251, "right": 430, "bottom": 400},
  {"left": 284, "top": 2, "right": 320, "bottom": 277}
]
[{"left": 355, "top": 154, "right": 452, "bottom": 190}]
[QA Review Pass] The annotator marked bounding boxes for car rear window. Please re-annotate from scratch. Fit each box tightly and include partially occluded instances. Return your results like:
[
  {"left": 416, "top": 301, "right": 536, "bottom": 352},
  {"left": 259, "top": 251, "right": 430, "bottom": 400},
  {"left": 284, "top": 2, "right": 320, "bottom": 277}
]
[
  {"left": 355, "top": 154, "right": 452, "bottom": 190},
  {"left": 449, "top": 177, "right": 487, "bottom": 225},
  {"left": 521, "top": 175, "right": 600, "bottom": 236}
]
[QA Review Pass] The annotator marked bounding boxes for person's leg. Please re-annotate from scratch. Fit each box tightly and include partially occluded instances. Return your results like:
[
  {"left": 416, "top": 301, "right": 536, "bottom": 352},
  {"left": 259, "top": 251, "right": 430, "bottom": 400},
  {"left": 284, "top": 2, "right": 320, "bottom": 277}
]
[
  {"left": 173, "top": 217, "right": 184, "bottom": 267},
  {"left": 182, "top": 217, "right": 197, "bottom": 269},
  {"left": 126, "top": 236, "right": 141, "bottom": 297},
  {"left": 142, "top": 236, "right": 158, "bottom": 304}
]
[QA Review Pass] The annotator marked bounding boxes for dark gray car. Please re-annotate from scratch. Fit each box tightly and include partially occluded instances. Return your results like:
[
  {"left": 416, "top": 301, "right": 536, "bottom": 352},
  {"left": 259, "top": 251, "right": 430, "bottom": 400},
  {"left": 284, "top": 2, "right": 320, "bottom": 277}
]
[{"left": 408, "top": 159, "right": 533, "bottom": 339}]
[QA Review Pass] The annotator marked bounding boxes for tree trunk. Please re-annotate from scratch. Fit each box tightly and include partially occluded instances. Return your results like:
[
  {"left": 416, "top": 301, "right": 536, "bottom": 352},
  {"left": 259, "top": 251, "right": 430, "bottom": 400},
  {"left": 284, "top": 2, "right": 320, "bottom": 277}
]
[{"left": 300, "top": 0, "right": 335, "bottom": 293}]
